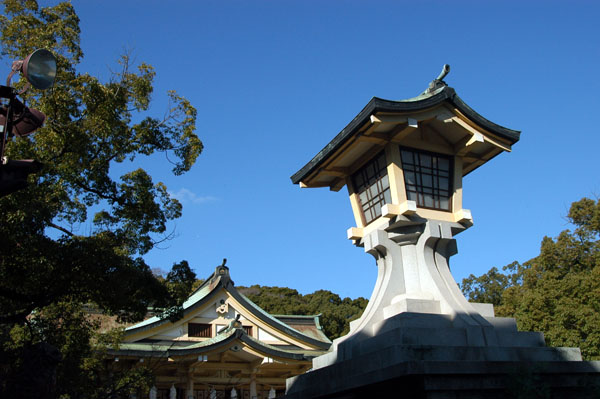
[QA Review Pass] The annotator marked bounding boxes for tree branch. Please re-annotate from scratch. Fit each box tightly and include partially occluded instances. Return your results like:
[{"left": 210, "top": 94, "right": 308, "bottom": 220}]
[
  {"left": 73, "top": 179, "right": 121, "bottom": 204},
  {"left": 49, "top": 222, "right": 74, "bottom": 237}
]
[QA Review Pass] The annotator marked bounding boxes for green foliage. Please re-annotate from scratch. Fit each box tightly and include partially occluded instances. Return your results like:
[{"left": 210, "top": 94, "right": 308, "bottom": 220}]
[
  {"left": 0, "top": 1, "right": 202, "bottom": 397},
  {"left": 155, "top": 260, "right": 198, "bottom": 321},
  {"left": 239, "top": 285, "right": 368, "bottom": 339},
  {"left": 461, "top": 266, "right": 511, "bottom": 307},
  {"left": 461, "top": 197, "right": 600, "bottom": 360},
  {"left": 165, "top": 260, "right": 197, "bottom": 305}
]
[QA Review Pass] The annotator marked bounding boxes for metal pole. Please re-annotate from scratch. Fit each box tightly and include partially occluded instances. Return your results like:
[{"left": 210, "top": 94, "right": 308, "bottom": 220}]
[{"left": 0, "top": 85, "right": 15, "bottom": 163}]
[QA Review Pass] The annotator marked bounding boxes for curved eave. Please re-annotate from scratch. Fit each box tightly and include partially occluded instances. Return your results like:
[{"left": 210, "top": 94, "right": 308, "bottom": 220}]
[
  {"left": 238, "top": 332, "right": 312, "bottom": 361},
  {"left": 110, "top": 329, "right": 237, "bottom": 358},
  {"left": 273, "top": 313, "right": 332, "bottom": 344},
  {"left": 290, "top": 86, "right": 520, "bottom": 185},
  {"left": 230, "top": 291, "right": 331, "bottom": 350},
  {"left": 110, "top": 329, "right": 313, "bottom": 361},
  {"left": 124, "top": 272, "right": 331, "bottom": 350},
  {"left": 124, "top": 273, "right": 228, "bottom": 335}
]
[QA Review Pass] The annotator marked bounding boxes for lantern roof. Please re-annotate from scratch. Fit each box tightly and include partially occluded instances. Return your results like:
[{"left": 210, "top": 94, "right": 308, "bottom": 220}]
[{"left": 291, "top": 82, "right": 520, "bottom": 191}]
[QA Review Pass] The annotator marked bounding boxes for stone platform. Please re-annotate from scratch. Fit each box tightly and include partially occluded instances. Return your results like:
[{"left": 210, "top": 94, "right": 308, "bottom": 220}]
[
  {"left": 285, "top": 358, "right": 600, "bottom": 398},
  {"left": 284, "top": 312, "right": 600, "bottom": 398}
]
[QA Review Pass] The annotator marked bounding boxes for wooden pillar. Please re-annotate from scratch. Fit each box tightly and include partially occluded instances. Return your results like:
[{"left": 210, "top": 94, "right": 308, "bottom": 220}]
[
  {"left": 250, "top": 373, "right": 257, "bottom": 399},
  {"left": 187, "top": 369, "right": 194, "bottom": 399}
]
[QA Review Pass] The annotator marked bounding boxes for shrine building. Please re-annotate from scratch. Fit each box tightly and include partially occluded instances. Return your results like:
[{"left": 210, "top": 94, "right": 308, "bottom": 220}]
[{"left": 108, "top": 265, "right": 331, "bottom": 399}]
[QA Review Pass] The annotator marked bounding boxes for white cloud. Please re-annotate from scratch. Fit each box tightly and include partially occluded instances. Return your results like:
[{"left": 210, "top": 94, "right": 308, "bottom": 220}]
[{"left": 169, "top": 188, "right": 217, "bottom": 205}]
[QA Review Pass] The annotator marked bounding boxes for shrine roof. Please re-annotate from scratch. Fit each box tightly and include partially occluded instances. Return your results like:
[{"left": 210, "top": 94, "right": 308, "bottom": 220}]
[
  {"left": 124, "top": 265, "right": 331, "bottom": 350},
  {"left": 111, "top": 328, "right": 328, "bottom": 360},
  {"left": 273, "top": 314, "right": 330, "bottom": 343}
]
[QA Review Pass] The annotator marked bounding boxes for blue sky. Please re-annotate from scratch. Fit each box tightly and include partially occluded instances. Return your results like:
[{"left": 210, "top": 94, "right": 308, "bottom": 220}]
[{"left": 64, "top": 1, "right": 599, "bottom": 299}]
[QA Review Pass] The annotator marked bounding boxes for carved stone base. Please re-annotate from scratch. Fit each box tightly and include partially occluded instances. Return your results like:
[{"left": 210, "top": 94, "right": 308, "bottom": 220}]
[
  {"left": 321, "top": 218, "right": 577, "bottom": 366},
  {"left": 284, "top": 217, "right": 599, "bottom": 397}
]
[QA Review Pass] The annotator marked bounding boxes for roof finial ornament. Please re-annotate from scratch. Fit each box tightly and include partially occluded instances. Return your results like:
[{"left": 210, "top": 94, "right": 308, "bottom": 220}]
[
  {"left": 216, "top": 258, "right": 229, "bottom": 277},
  {"left": 426, "top": 64, "right": 450, "bottom": 94}
]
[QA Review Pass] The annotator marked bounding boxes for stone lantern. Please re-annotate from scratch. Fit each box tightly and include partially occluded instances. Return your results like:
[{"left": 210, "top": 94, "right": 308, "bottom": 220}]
[
  {"left": 286, "top": 66, "right": 597, "bottom": 398},
  {"left": 291, "top": 65, "right": 521, "bottom": 333}
]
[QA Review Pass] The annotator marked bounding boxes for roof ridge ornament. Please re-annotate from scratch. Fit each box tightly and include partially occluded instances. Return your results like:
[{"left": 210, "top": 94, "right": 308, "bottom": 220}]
[
  {"left": 426, "top": 64, "right": 450, "bottom": 94},
  {"left": 216, "top": 258, "right": 229, "bottom": 275}
]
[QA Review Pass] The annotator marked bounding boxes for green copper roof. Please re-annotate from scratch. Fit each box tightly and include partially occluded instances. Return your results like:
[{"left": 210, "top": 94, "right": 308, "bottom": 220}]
[
  {"left": 124, "top": 266, "right": 331, "bottom": 350},
  {"left": 125, "top": 280, "right": 215, "bottom": 332},
  {"left": 273, "top": 314, "right": 331, "bottom": 343},
  {"left": 230, "top": 291, "right": 330, "bottom": 349},
  {"left": 111, "top": 328, "right": 326, "bottom": 360},
  {"left": 117, "top": 328, "right": 237, "bottom": 353}
]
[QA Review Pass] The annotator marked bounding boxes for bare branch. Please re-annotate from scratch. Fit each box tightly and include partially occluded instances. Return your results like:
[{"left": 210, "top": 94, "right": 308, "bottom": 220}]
[
  {"left": 151, "top": 225, "right": 179, "bottom": 249},
  {"left": 48, "top": 222, "right": 74, "bottom": 237}
]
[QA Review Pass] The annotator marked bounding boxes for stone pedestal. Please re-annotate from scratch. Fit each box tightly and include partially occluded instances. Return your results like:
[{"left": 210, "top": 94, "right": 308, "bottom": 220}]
[
  {"left": 285, "top": 217, "right": 600, "bottom": 398},
  {"left": 286, "top": 358, "right": 600, "bottom": 398}
]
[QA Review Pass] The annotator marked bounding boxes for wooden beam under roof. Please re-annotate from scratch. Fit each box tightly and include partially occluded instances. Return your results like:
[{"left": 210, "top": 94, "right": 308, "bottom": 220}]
[
  {"left": 371, "top": 114, "right": 410, "bottom": 124},
  {"left": 357, "top": 132, "right": 389, "bottom": 144},
  {"left": 389, "top": 119, "right": 418, "bottom": 143},
  {"left": 301, "top": 126, "right": 370, "bottom": 187},
  {"left": 423, "top": 122, "right": 454, "bottom": 148},
  {"left": 451, "top": 106, "right": 515, "bottom": 146},
  {"left": 330, "top": 177, "right": 346, "bottom": 192},
  {"left": 446, "top": 115, "right": 512, "bottom": 152},
  {"left": 320, "top": 167, "right": 350, "bottom": 177},
  {"left": 462, "top": 154, "right": 486, "bottom": 163},
  {"left": 162, "top": 359, "right": 310, "bottom": 372},
  {"left": 156, "top": 375, "right": 288, "bottom": 385},
  {"left": 452, "top": 135, "right": 471, "bottom": 154},
  {"left": 454, "top": 132, "right": 485, "bottom": 156}
]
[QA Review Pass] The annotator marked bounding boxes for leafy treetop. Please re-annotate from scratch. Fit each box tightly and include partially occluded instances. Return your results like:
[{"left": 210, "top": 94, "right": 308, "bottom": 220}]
[
  {"left": 0, "top": 1, "right": 202, "bottom": 397},
  {"left": 238, "top": 285, "right": 367, "bottom": 340},
  {"left": 0, "top": 0, "right": 202, "bottom": 324},
  {"left": 461, "top": 197, "right": 600, "bottom": 360}
]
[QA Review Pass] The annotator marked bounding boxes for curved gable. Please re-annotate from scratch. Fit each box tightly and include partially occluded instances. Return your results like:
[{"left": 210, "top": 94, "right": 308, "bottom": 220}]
[{"left": 123, "top": 266, "right": 331, "bottom": 352}]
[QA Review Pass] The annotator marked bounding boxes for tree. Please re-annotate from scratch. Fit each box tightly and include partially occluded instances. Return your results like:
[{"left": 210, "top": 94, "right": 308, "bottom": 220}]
[
  {"left": 0, "top": 1, "right": 202, "bottom": 397},
  {"left": 461, "top": 266, "right": 511, "bottom": 307},
  {"left": 239, "top": 285, "right": 367, "bottom": 339},
  {"left": 461, "top": 198, "right": 600, "bottom": 360},
  {"left": 165, "top": 260, "right": 198, "bottom": 305}
]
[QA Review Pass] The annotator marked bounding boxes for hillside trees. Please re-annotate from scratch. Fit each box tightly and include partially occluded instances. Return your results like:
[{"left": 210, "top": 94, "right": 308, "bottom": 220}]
[
  {"left": 239, "top": 285, "right": 368, "bottom": 339},
  {"left": 0, "top": 1, "right": 202, "bottom": 397},
  {"left": 461, "top": 198, "right": 600, "bottom": 360}
]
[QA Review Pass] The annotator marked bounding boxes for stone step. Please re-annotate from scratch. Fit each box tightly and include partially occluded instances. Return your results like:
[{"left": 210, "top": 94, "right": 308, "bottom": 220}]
[
  {"left": 320, "top": 339, "right": 582, "bottom": 370},
  {"left": 355, "top": 344, "right": 582, "bottom": 365},
  {"left": 484, "top": 316, "right": 518, "bottom": 331},
  {"left": 373, "top": 311, "right": 456, "bottom": 334},
  {"left": 496, "top": 330, "right": 545, "bottom": 347}
]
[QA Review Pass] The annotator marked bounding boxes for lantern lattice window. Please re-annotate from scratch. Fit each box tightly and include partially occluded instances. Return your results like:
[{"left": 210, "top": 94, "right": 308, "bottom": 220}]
[
  {"left": 400, "top": 148, "right": 452, "bottom": 211},
  {"left": 352, "top": 152, "right": 391, "bottom": 224}
]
